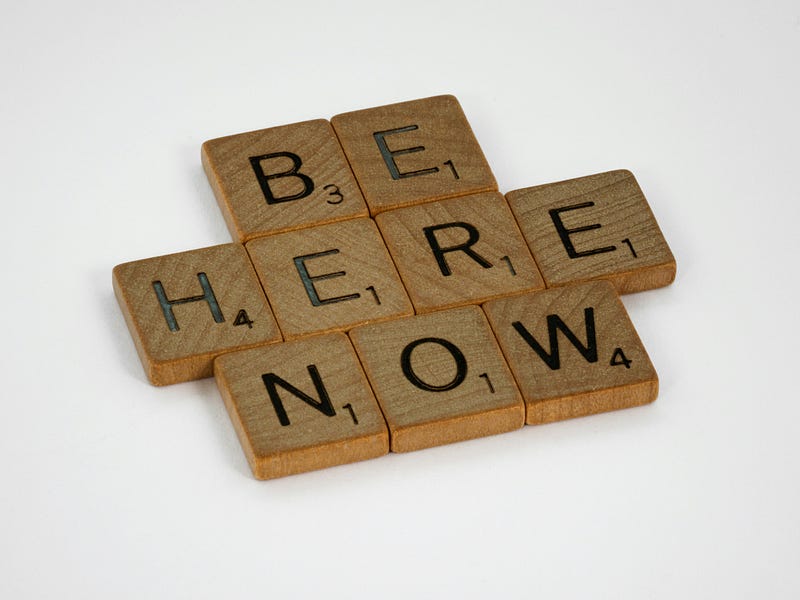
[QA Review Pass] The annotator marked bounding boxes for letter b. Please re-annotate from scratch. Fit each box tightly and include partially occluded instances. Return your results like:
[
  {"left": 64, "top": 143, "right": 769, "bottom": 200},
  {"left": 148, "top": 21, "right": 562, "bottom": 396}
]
[{"left": 249, "top": 151, "right": 315, "bottom": 205}]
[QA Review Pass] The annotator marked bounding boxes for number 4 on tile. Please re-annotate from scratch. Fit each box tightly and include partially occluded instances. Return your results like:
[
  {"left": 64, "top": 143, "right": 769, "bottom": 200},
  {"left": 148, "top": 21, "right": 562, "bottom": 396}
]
[
  {"left": 610, "top": 347, "right": 632, "bottom": 368},
  {"left": 234, "top": 309, "right": 254, "bottom": 328}
]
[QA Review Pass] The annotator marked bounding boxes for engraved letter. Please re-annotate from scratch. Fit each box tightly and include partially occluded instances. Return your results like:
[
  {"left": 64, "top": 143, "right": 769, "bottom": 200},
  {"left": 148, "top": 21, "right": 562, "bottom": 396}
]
[
  {"left": 249, "top": 151, "right": 315, "bottom": 204},
  {"left": 423, "top": 222, "right": 493, "bottom": 276},
  {"left": 293, "top": 249, "right": 361, "bottom": 307},
  {"left": 262, "top": 365, "right": 336, "bottom": 426},
  {"left": 549, "top": 202, "right": 617, "bottom": 258},
  {"left": 512, "top": 308, "right": 598, "bottom": 370},
  {"left": 373, "top": 125, "right": 439, "bottom": 180},
  {"left": 400, "top": 337, "right": 468, "bottom": 392},
  {"left": 152, "top": 272, "right": 224, "bottom": 332}
]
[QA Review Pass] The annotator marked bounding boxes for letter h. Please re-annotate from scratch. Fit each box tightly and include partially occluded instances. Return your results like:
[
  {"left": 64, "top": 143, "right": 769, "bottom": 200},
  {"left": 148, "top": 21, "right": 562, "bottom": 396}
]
[{"left": 152, "top": 272, "right": 225, "bottom": 332}]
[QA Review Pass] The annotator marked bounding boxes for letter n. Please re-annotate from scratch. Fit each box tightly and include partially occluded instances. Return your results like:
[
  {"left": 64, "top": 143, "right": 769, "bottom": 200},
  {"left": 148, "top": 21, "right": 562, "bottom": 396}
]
[{"left": 261, "top": 365, "right": 336, "bottom": 426}]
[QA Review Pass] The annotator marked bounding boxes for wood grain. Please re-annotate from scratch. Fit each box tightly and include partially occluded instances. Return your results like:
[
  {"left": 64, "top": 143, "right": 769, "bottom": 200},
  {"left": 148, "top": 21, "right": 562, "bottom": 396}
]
[
  {"left": 375, "top": 191, "right": 545, "bottom": 313},
  {"left": 482, "top": 281, "right": 658, "bottom": 424},
  {"left": 112, "top": 244, "right": 282, "bottom": 385},
  {"left": 214, "top": 332, "right": 389, "bottom": 480},
  {"left": 113, "top": 99, "right": 675, "bottom": 479},
  {"left": 245, "top": 218, "right": 414, "bottom": 339},
  {"left": 349, "top": 306, "right": 524, "bottom": 452},
  {"left": 331, "top": 95, "right": 497, "bottom": 215},
  {"left": 506, "top": 170, "right": 676, "bottom": 294},
  {"left": 202, "top": 119, "right": 367, "bottom": 241}
]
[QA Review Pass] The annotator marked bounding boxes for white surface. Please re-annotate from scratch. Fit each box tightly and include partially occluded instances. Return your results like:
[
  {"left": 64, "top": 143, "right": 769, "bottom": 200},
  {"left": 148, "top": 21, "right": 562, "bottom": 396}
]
[{"left": 1, "top": 1, "right": 798, "bottom": 598}]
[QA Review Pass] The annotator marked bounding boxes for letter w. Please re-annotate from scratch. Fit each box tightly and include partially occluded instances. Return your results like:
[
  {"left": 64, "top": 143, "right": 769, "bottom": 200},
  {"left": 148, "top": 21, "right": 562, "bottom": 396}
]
[{"left": 512, "top": 308, "right": 598, "bottom": 370}]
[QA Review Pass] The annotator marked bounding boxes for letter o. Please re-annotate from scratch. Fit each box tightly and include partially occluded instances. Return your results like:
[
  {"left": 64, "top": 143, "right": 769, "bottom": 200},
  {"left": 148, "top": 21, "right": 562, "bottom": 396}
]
[{"left": 400, "top": 337, "right": 468, "bottom": 392}]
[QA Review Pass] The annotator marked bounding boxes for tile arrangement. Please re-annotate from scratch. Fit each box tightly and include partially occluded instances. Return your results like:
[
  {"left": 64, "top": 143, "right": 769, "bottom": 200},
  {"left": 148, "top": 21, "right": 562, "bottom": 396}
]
[{"left": 113, "top": 94, "right": 676, "bottom": 479}]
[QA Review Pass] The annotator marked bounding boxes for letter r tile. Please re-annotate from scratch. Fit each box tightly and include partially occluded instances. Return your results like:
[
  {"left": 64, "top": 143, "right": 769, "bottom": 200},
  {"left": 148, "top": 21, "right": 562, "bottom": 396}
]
[
  {"left": 214, "top": 332, "right": 389, "bottom": 480},
  {"left": 376, "top": 191, "right": 545, "bottom": 313},
  {"left": 331, "top": 95, "right": 497, "bottom": 215},
  {"left": 482, "top": 281, "right": 658, "bottom": 425},
  {"left": 245, "top": 218, "right": 413, "bottom": 340},
  {"left": 506, "top": 170, "right": 676, "bottom": 294},
  {"left": 349, "top": 306, "right": 524, "bottom": 452},
  {"left": 112, "top": 244, "right": 282, "bottom": 385},
  {"left": 202, "top": 119, "right": 367, "bottom": 241}
]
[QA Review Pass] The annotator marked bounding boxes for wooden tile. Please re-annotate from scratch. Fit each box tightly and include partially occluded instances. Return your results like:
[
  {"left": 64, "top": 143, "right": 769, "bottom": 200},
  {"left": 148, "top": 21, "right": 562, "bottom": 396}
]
[
  {"left": 214, "top": 332, "right": 389, "bottom": 480},
  {"left": 376, "top": 191, "right": 545, "bottom": 313},
  {"left": 349, "top": 306, "right": 524, "bottom": 452},
  {"left": 331, "top": 95, "right": 497, "bottom": 215},
  {"left": 202, "top": 119, "right": 367, "bottom": 241},
  {"left": 506, "top": 170, "right": 676, "bottom": 294},
  {"left": 113, "top": 244, "right": 282, "bottom": 385},
  {"left": 482, "top": 281, "right": 658, "bottom": 425},
  {"left": 245, "top": 218, "right": 413, "bottom": 340}
]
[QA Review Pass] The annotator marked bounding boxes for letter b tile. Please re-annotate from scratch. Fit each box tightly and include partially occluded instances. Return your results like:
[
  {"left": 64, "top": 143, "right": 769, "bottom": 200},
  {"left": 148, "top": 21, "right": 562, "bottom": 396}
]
[
  {"left": 214, "top": 332, "right": 389, "bottom": 480},
  {"left": 349, "top": 306, "right": 524, "bottom": 452},
  {"left": 202, "top": 120, "right": 367, "bottom": 241}
]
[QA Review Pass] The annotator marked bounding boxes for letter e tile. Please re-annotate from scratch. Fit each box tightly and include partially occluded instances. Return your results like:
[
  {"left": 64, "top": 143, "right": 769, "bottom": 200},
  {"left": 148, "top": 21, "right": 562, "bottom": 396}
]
[
  {"left": 349, "top": 306, "right": 524, "bottom": 452},
  {"left": 112, "top": 244, "right": 282, "bottom": 385},
  {"left": 506, "top": 170, "right": 676, "bottom": 294},
  {"left": 214, "top": 333, "right": 389, "bottom": 480},
  {"left": 246, "top": 218, "right": 413, "bottom": 339},
  {"left": 483, "top": 281, "right": 658, "bottom": 424},
  {"left": 332, "top": 95, "right": 497, "bottom": 215}
]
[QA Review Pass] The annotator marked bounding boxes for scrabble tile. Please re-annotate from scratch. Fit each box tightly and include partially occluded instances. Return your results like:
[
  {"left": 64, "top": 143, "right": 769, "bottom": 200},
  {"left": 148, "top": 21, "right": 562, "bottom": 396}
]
[
  {"left": 482, "top": 281, "right": 658, "bottom": 424},
  {"left": 506, "top": 170, "right": 676, "bottom": 294},
  {"left": 376, "top": 191, "right": 546, "bottom": 313},
  {"left": 202, "top": 119, "right": 367, "bottom": 241},
  {"left": 331, "top": 95, "right": 497, "bottom": 215},
  {"left": 113, "top": 244, "right": 282, "bottom": 385},
  {"left": 245, "top": 218, "right": 414, "bottom": 340},
  {"left": 349, "top": 306, "right": 524, "bottom": 452},
  {"left": 214, "top": 332, "right": 389, "bottom": 480}
]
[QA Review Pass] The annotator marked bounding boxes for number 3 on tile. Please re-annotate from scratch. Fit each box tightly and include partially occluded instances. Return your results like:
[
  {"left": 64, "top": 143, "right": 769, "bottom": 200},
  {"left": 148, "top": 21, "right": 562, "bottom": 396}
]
[{"left": 324, "top": 184, "right": 344, "bottom": 204}]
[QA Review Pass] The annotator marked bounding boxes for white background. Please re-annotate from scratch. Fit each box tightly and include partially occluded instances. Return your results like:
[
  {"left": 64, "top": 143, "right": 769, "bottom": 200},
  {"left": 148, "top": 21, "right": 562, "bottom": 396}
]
[{"left": 1, "top": 1, "right": 798, "bottom": 598}]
